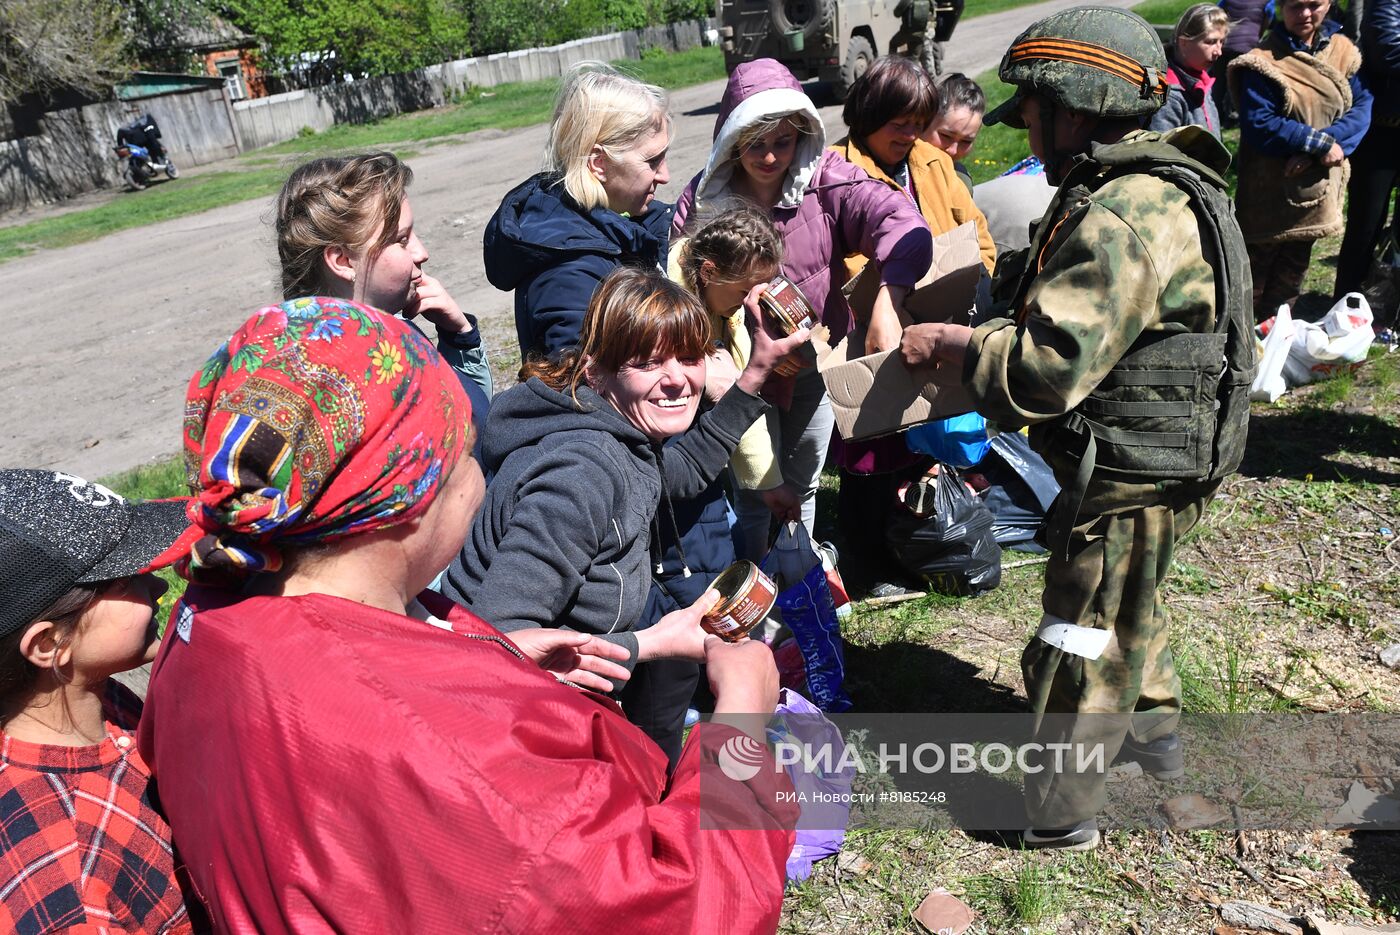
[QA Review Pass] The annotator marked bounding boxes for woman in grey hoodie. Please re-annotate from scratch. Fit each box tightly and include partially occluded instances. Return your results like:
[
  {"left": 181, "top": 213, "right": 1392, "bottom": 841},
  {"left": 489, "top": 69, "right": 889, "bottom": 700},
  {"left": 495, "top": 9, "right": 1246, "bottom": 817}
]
[{"left": 438, "top": 267, "right": 808, "bottom": 685}]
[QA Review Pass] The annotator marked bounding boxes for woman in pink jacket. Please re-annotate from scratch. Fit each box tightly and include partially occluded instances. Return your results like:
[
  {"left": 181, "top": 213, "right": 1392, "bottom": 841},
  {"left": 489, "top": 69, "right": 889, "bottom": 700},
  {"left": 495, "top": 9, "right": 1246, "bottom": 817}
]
[{"left": 673, "top": 59, "right": 932, "bottom": 560}]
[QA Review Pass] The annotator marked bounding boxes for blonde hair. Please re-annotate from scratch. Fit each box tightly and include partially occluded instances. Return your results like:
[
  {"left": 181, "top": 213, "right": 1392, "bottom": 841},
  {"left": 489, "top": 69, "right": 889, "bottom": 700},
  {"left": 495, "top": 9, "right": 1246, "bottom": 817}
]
[
  {"left": 545, "top": 62, "right": 670, "bottom": 212},
  {"left": 1175, "top": 3, "right": 1231, "bottom": 42},
  {"left": 521, "top": 266, "right": 712, "bottom": 400},
  {"left": 274, "top": 153, "right": 412, "bottom": 300}
]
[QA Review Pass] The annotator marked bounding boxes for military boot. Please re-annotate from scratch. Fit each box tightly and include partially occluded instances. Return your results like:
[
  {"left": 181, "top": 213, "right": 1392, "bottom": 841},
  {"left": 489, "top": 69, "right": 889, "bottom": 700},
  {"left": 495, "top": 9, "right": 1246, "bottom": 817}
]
[{"left": 1113, "top": 733, "right": 1185, "bottom": 780}]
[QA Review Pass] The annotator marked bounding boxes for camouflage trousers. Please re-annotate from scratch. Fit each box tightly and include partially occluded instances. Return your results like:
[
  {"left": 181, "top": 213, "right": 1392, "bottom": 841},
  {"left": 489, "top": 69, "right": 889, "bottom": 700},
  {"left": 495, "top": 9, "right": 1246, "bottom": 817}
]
[
  {"left": 895, "top": 29, "right": 943, "bottom": 76},
  {"left": 1020, "top": 480, "right": 1219, "bottom": 828},
  {"left": 1248, "top": 239, "right": 1315, "bottom": 322}
]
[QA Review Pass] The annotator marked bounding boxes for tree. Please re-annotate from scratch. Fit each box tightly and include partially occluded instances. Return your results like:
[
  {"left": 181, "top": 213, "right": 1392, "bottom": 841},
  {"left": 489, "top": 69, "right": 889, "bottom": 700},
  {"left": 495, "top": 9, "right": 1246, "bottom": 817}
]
[
  {"left": 223, "top": 0, "right": 472, "bottom": 82},
  {"left": 0, "top": 0, "right": 131, "bottom": 106},
  {"left": 122, "top": 0, "right": 225, "bottom": 73}
]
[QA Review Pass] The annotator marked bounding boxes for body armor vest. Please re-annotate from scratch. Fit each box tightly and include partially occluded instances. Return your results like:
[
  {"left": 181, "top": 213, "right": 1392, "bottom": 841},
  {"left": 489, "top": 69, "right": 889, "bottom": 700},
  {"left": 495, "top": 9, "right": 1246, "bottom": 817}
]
[{"left": 1007, "top": 138, "right": 1256, "bottom": 553}]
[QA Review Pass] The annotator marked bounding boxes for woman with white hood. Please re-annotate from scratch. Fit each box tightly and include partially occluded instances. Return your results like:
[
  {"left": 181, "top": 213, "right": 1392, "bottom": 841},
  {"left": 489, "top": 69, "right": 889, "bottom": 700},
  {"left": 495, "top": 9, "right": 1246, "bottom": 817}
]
[{"left": 673, "top": 59, "right": 932, "bottom": 561}]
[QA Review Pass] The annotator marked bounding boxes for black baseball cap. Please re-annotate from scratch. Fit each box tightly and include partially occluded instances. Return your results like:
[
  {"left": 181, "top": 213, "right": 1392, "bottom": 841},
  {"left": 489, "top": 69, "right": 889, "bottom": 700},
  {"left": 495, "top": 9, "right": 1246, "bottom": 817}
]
[{"left": 0, "top": 469, "right": 192, "bottom": 638}]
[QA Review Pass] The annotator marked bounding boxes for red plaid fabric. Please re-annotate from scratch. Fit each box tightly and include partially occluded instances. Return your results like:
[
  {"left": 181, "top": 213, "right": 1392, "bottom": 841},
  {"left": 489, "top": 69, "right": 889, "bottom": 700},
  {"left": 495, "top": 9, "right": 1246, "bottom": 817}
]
[{"left": 0, "top": 681, "right": 192, "bottom": 935}]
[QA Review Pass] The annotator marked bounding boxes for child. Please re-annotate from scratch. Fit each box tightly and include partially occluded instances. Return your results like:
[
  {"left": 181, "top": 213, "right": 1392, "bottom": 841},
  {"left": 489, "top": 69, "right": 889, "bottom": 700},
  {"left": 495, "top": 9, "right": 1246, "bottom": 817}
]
[
  {"left": 670, "top": 205, "right": 803, "bottom": 539},
  {"left": 672, "top": 60, "right": 932, "bottom": 563},
  {"left": 0, "top": 469, "right": 193, "bottom": 934}
]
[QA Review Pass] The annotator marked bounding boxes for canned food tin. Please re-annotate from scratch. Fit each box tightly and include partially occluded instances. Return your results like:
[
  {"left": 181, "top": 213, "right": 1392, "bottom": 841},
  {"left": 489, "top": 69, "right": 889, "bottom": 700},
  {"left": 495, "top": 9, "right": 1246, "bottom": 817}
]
[
  {"left": 759, "top": 276, "right": 818, "bottom": 335},
  {"left": 702, "top": 561, "right": 778, "bottom": 642}
]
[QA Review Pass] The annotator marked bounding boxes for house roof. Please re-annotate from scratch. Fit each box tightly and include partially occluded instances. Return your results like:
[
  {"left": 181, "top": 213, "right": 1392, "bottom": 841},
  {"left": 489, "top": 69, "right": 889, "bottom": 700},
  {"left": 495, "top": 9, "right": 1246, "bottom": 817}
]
[
  {"left": 145, "top": 15, "right": 256, "bottom": 54},
  {"left": 117, "top": 72, "right": 228, "bottom": 100}
]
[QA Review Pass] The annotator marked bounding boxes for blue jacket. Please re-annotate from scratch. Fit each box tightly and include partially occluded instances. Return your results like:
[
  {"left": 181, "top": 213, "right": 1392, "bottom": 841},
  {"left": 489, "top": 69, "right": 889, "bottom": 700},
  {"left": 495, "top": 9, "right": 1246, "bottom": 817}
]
[
  {"left": 1235, "top": 20, "right": 1373, "bottom": 157},
  {"left": 483, "top": 173, "right": 673, "bottom": 358},
  {"left": 1364, "top": 0, "right": 1400, "bottom": 125}
]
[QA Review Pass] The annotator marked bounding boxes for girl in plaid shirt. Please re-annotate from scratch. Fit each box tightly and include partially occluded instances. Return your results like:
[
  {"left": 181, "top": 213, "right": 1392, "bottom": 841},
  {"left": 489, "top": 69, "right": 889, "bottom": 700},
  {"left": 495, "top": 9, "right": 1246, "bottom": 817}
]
[{"left": 0, "top": 469, "right": 194, "bottom": 935}]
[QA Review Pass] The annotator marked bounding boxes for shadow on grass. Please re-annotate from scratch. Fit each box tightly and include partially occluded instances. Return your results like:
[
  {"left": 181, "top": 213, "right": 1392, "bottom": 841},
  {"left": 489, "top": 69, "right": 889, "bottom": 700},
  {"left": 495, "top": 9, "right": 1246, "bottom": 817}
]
[
  {"left": 1238, "top": 408, "right": 1400, "bottom": 485},
  {"left": 843, "top": 640, "right": 1027, "bottom": 714},
  {"left": 1341, "top": 832, "right": 1400, "bottom": 917},
  {"left": 843, "top": 642, "right": 1034, "bottom": 838}
]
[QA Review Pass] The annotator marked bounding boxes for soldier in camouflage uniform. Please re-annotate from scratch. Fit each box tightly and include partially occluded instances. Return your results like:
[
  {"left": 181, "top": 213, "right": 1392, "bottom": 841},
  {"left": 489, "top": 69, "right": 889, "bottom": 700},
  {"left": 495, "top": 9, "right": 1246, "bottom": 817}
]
[
  {"left": 899, "top": 7, "right": 1256, "bottom": 849},
  {"left": 894, "top": 0, "right": 942, "bottom": 76}
]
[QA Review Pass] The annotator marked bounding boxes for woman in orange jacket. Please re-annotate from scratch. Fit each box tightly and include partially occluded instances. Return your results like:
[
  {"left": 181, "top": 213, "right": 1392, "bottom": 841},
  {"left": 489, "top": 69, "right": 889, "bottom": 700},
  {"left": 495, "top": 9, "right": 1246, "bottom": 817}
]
[{"left": 827, "top": 54, "right": 996, "bottom": 594}]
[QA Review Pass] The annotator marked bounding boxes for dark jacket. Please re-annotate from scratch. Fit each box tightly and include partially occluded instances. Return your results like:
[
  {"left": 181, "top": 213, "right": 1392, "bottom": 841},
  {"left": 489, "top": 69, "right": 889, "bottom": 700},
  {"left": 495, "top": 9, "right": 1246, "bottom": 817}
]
[
  {"left": 1221, "top": 0, "right": 1269, "bottom": 54},
  {"left": 1364, "top": 0, "right": 1400, "bottom": 125},
  {"left": 485, "top": 172, "right": 726, "bottom": 629},
  {"left": 438, "top": 379, "right": 767, "bottom": 675},
  {"left": 484, "top": 173, "right": 673, "bottom": 358}
]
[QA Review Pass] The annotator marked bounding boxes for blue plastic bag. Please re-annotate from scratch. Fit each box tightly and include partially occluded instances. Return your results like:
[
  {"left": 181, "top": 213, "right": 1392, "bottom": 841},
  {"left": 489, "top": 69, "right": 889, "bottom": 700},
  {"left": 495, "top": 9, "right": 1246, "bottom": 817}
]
[
  {"left": 762, "top": 525, "right": 853, "bottom": 713},
  {"left": 906, "top": 412, "right": 992, "bottom": 468}
]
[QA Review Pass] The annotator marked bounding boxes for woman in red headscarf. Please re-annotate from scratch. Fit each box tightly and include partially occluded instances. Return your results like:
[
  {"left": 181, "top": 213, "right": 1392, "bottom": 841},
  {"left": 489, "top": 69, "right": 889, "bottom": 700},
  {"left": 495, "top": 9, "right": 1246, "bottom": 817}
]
[{"left": 138, "top": 297, "right": 796, "bottom": 935}]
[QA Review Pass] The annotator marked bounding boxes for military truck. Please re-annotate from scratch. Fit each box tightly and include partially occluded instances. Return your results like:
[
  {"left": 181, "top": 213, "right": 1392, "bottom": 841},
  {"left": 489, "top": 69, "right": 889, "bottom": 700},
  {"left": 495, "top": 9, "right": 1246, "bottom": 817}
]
[{"left": 716, "top": 0, "right": 964, "bottom": 99}]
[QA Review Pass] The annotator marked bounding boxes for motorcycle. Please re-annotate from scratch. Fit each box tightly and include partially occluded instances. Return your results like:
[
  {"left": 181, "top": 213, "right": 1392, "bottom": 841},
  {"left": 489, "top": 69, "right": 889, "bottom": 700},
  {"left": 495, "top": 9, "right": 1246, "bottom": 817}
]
[{"left": 115, "top": 141, "right": 179, "bottom": 191}]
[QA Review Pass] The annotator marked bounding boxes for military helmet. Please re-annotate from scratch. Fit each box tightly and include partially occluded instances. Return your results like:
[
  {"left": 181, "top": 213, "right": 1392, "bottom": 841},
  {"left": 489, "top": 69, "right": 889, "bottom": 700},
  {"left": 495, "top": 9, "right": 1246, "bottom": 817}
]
[{"left": 984, "top": 6, "right": 1168, "bottom": 128}]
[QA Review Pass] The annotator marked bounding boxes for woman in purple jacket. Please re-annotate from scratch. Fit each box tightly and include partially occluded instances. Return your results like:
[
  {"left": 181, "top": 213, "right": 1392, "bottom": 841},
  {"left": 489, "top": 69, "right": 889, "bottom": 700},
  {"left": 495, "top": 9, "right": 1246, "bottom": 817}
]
[{"left": 673, "top": 59, "right": 932, "bottom": 560}]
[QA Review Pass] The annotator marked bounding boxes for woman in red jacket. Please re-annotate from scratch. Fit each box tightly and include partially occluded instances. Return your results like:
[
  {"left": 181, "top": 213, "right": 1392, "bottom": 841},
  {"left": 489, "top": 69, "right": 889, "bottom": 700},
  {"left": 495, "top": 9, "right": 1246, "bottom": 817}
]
[{"left": 138, "top": 296, "right": 796, "bottom": 934}]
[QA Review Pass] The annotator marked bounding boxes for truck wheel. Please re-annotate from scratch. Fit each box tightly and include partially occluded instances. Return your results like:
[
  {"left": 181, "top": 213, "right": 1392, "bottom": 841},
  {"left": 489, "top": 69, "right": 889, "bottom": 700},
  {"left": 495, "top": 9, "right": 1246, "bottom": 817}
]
[
  {"left": 769, "top": 0, "right": 833, "bottom": 42},
  {"left": 839, "top": 35, "right": 875, "bottom": 100}
]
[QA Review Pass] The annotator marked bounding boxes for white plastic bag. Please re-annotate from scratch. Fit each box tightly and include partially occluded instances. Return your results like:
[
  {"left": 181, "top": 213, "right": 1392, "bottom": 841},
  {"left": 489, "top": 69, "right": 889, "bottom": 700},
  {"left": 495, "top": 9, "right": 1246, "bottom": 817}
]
[
  {"left": 1251, "top": 304, "right": 1296, "bottom": 402},
  {"left": 1283, "top": 293, "right": 1375, "bottom": 387}
]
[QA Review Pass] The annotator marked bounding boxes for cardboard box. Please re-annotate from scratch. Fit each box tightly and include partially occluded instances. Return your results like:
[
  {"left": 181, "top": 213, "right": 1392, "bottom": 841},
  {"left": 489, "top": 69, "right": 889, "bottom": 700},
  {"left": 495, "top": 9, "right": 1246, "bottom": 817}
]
[{"left": 817, "top": 222, "right": 984, "bottom": 442}]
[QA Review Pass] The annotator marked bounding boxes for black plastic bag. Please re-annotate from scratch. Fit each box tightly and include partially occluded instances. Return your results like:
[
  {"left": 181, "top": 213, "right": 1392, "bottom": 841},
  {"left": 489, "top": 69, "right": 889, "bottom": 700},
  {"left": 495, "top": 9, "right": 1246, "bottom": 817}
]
[
  {"left": 976, "top": 432, "right": 1060, "bottom": 551},
  {"left": 886, "top": 464, "right": 1002, "bottom": 596}
]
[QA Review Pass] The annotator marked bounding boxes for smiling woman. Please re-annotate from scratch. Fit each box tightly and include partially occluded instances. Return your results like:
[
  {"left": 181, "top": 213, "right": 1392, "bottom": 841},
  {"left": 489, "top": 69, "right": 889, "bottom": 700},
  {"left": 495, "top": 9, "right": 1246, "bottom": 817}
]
[{"left": 437, "top": 266, "right": 810, "bottom": 699}]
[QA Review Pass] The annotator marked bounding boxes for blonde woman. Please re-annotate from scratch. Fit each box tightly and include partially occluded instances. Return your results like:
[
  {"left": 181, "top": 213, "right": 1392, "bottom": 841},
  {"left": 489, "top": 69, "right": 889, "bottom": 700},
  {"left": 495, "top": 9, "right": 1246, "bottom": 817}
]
[
  {"left": 485, "top": 62, "right": 673, "bottom": 357},
  {"left": 1149, "top": 4, "right": 1231, "bottom": 136}
]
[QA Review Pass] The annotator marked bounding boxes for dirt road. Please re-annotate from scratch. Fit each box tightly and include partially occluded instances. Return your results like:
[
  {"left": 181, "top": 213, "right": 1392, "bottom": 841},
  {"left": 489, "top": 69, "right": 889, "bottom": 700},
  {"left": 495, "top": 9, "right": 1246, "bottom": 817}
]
[{"left": 0, "top": 0, "right": 1136, "bottom": 478}]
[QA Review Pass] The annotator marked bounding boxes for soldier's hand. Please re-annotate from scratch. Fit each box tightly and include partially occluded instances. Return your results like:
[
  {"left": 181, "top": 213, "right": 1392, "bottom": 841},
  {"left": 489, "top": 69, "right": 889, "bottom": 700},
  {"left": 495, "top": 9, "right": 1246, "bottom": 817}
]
[{"left": 900, "top": 323, "right": 973, "bottom": 373}]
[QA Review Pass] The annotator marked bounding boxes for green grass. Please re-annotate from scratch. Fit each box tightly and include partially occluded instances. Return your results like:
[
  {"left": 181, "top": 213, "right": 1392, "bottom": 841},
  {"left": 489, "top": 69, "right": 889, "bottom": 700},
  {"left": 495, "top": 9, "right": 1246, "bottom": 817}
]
[
  {"left": 100, "top": 459, "right": 189, "bottom": 635},
  {"left": 0, "top": 46, "right": 726, "bottom": 265},
  {"left": 99, "top": 458, "right": 187, "bottom": 502},
  {"left": 1130, "top": 0, "right": 1201, "bottom": 26},
  {"left": 253, "top": 45, "right": 727, "bottom": 158},
  {"left": 0, "top": 167, "right": 291, "bottom": 262}
]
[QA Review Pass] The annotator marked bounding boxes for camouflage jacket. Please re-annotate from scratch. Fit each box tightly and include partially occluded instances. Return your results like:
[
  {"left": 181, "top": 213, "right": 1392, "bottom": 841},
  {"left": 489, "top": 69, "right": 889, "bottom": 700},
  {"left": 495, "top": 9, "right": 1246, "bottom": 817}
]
[{"left": 965, "top": 128, "right": 1247, "bottom": 509}]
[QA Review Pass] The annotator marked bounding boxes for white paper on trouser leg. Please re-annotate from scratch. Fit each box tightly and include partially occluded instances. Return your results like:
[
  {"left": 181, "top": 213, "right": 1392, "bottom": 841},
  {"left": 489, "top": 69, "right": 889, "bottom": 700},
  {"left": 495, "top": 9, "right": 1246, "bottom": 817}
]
[{"left": 1036, "top": 615, "right": 1113, "bottom": 660}]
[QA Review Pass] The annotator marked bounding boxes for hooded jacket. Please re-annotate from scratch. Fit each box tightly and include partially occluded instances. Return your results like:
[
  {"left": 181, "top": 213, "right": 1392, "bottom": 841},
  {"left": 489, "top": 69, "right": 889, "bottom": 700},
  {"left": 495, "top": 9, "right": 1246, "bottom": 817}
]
[
  {"left": 671, "top": 59, "right": 933, "bottom": 344},
  {"left": 484, "top": 173, "right": 674, "bottom": 357},
  {"left": 438, "top": 378, "right": 767, "bottom": 674}
]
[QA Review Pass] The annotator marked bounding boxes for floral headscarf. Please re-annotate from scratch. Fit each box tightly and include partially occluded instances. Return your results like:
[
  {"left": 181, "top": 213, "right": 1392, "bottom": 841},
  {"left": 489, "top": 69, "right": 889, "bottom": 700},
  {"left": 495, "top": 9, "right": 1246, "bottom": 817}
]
[{"left": 178, "top": 296, "right": 470, "bottom": 582}]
